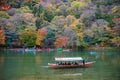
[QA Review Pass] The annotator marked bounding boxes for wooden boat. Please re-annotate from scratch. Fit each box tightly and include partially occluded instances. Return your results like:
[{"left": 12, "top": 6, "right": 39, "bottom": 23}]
[{"left": 48, "top": 57, "right": 95, "bottom": 69}]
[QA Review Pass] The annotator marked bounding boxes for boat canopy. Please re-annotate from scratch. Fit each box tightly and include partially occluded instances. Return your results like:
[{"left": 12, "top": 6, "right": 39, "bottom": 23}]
[{"left": 55, "top": 57, "right": 83, "bottom": 62}]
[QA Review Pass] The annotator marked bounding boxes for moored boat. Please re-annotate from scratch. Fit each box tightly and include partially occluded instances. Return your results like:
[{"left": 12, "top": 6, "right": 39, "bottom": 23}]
[{"left": 48, "top": 57, "right": 95, "bottom": 69}]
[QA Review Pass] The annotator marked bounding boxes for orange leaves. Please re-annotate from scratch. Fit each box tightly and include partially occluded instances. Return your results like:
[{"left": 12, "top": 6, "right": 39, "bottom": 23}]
[
  {"left": 36, "top": 28, "right": 47, "bottom": 46},
  {"left": 38, "top": 27, "right": 47, "bottom": 37},
  {"left": 0, "top": 0, "right": 10, "bottom": 11},
  {"left": 114, "top": 18, "right": 120, "bottom": 21},
  {"left": 1, "top": 5, "right": 10, "bottom": 11},
  {"left": 23, "top": 13, "right": 33, "bottom": 21},
  {"left": 54, "top": 36, "right": 68, "bottom": 48},
  {"left": 0, "top": 0, "right": 9, "bottom": 11},
  {"left": 0, "top": 30, "right": 5, "bottom": 45},
  {"left": 114, "top": 18, "right": 120, "bottom": 24}
]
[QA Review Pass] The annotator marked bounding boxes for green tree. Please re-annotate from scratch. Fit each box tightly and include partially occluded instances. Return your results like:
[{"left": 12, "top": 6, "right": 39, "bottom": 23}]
[
  {"left": 93, "top": 36, "right": 108, "bottom": 47},
  {"left": 44, "top": 3, "right": 55, "bottom": 22},
  {"left": 24, "top": 0, "right": 36, "bottom": 10},
  {"left": 20, "top": 30, "right": 37, "bottom": 47},
  {"left": 42, "top": 29, "right": 55, "bottom": 48},
  {"left": 33, "top": 4, "right": 44, "bottom": 17},
  {"left": 4, "top": 28, "right": 18, "bottom": 47},
  {"left": 44, "top": 9, "right": 55, "bottom": 22},
  {"left": 76, "top": 40, "right": 88, "bottom": 50},
  {"left": 35, "top": 13, "right": 44, "bottom": 29}
]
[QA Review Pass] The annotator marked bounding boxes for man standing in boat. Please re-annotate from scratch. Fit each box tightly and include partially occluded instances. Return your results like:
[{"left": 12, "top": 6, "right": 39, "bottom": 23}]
[{"left": 83, "top": 59, "right": 85, "bottom": 67}]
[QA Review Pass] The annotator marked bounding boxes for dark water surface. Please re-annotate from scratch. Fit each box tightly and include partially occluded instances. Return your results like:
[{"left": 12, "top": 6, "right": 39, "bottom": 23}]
[{"left": 0, "top": 50, "right": 120, "bottom": 80}]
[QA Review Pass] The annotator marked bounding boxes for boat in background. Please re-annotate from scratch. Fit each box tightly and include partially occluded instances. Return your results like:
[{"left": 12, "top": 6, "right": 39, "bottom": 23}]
[{"left": 48, "top": 57, "right": 95, "bottom": 69}]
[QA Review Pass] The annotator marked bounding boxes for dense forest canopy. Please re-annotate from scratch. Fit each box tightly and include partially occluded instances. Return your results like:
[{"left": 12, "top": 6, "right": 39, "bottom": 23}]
[{"left": 0, "top": 0, "right": 120, "bottom": 49}]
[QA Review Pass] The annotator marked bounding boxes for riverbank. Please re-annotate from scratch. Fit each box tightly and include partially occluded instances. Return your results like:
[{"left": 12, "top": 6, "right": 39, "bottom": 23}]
[{"left": 0, "top": 46, "right": 119, "bottom": 53}]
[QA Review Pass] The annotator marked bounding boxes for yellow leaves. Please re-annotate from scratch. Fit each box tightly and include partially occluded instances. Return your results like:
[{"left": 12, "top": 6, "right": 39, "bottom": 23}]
[
  {"left": 105, "top": 26, "right": 117, "bottom": 35},
  {"left": 0, "top": 30, "right": 5, "bottom": 45},
  {"left": 45, "top": 3, "right": 53, "bottom": 10},
  {"left": 71, "top": 1, "right": 85, "bottom": 9},
  {"left": 69, "top": 19, "right": 79, "bottom": 32},
  {"left": 70, "top": 24, "right": 78, "bottom": 32},
  {"left": 105, "top": 26, "right": 111, "bottom": 31},
  {"left": 111, "top": 37, "right": 120, "bottom": 44},
  {"left": 66, "top": 15, "right": 80, "bottom": 32},
  {"left": 36, "top": 36, "right": 42, "bottom": 45},
  {"left": 112, "top": 6, "right": 120, "bottom": 13},
  {"left": 65, "top": 15, "right": 84, "bottom": 43},
  {"left": 76, "top": 32, "right": 84, "bottom": 41},
  {"left": 76, "top": 32, "right": 83, "bottom": 38},
  {"left": 63, "top": 25, "right": 67, "bottom": 30},
  {"left": 111, "top": 6, "right": 120, "bottom": 17}
]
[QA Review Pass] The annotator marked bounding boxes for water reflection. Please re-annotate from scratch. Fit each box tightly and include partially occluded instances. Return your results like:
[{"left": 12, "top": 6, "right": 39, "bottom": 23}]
[{"left": 63, "top": 73, "right": 82, "bottom": 76}]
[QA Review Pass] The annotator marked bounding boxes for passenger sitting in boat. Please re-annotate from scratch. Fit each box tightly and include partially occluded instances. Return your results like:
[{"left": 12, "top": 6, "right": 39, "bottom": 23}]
[
  {"left": 64, "top": 62, "right": 67, "bottom": 65},
  {"left": 68, "top": 62, "right": 71, "bottom": 65},
  {"left": 71, "top": 62, "right": 78, "bottom": 65},
  {"left": 63, "top": 62, "right": 67, "bottom": 65},
  {"left": 56, "top": 62, "right": 60, "bottom": 65},
  {"left": 71, "top": 62, "right": 74, "bottom": 65},
  {"left": 58, "top": 62, "right": 62, "bottom": 65},
  {"left": 74, "top": 62, "right": 78, "bottom": 65}
]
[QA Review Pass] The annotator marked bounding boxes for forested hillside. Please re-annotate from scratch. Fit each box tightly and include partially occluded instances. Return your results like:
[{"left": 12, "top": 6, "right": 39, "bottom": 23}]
[{"left": 0, "top": 0, "right": 120, "bottom": 49}]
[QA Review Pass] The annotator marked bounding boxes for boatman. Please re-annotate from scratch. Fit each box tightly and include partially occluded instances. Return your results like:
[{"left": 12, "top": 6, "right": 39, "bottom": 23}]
[{"left": 83, "top": 59, "right": 85, "bottom": 67}]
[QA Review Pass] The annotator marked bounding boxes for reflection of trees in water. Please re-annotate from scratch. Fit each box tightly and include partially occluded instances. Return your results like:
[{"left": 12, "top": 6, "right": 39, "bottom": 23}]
[
  {"left": 0, "top": 54, "right": 4, "bottom": 64},
  {"left": 0, "top": 54, "right": 4, "bottom": 80},
  {"left": 55, "top": 52, "right": 65, "bottom": 58},
  {"left": 111, "top": 55, "right": 120, "bottom": 67},
  {"left": 35, "top": 54, "right": 41, "bottom": 65},
  {"left": 100, "top": 52, "right": 105, "bottom": 61}
]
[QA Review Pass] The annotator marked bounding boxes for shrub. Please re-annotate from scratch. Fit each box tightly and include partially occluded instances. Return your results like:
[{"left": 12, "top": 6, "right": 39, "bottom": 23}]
[
  {"left": 0, "top": 11, "right": 10, "bottom": 19},
  {"left": 96, "top": 13, "right": 114, "bottom": 27}
]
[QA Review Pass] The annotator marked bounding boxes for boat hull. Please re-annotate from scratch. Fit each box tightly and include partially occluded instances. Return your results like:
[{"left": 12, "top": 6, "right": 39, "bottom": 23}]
[{"left": 48, "top": 62, "right": 94, "bottom": 69}]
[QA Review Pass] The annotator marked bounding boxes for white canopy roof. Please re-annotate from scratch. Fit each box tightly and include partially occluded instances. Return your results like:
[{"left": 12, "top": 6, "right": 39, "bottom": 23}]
[{"left": 55, "top": 57, "right": 83, "bottom": 62}]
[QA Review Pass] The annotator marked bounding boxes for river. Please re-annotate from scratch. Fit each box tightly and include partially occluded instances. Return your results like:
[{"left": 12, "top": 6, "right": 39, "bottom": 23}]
[{"left": 0, "top": 50, "right": 120, "bottom": 80}]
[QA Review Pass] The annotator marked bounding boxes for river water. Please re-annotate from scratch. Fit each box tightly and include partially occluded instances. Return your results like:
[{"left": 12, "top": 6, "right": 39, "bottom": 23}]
[{"left": 0, "top": 50, "right": 120, "bottom": 80}]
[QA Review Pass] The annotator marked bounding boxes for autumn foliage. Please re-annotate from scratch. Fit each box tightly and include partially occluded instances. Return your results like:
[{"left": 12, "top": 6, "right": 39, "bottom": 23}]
[
  {"left": 54, "top": 36, "right": 68, "bottom": 48},
  {"left": 36, "top": 27, "right": 47, "bottom": 46},
  {"left": 0, "top": 30, "right": 5, "bottom": 45},
  {"left": 1, "top": 4, "right": 10, "bottom": 11},
  {"left": 0, "top": 0, "right": 10, "bottom": 11}
]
